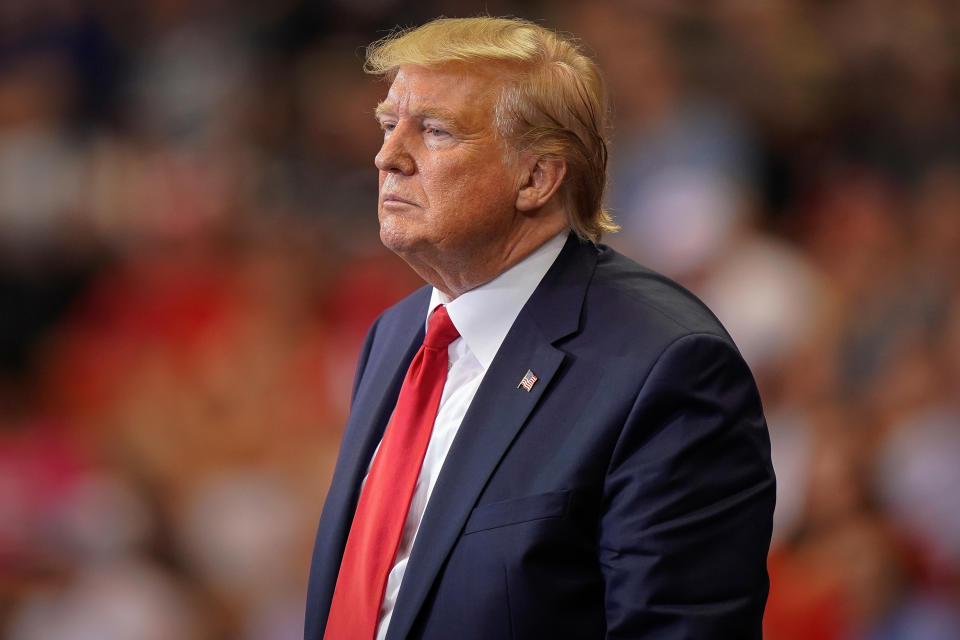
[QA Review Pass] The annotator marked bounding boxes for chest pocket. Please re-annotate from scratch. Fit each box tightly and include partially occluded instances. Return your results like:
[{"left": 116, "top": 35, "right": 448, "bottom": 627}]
[{"left": 463, "top": 490, "right": 569, "bottom": 535}]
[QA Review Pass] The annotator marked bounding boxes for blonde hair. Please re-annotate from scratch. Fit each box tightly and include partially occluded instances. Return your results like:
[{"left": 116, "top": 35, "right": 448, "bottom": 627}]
[{"left": 365, "top": 16, "right": 618, "bottom": 242}]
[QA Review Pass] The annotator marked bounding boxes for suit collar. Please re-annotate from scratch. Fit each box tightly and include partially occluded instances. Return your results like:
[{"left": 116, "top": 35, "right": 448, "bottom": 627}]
[
  {"left": 525, "top": 232, "right": 599, "bottom": 342},
  {"left": 433, "top": 232, "right": 569, "bottom": 369}
]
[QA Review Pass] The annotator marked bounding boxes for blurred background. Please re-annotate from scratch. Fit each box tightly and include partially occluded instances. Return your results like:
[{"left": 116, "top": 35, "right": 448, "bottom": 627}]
[{"left": 1, "top": 1, "right": 958, "bottom": 638}]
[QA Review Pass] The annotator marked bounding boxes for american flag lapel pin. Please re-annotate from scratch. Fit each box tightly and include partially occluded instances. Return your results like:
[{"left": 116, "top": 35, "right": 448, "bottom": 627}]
[{"left": 517, "top": 369, "right": 538, "bottom": 392}]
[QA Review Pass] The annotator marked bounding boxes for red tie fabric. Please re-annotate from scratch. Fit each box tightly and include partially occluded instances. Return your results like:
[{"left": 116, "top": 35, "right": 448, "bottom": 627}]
[{"left": 324, "top": 305, "right": 460, "bottom": 640}]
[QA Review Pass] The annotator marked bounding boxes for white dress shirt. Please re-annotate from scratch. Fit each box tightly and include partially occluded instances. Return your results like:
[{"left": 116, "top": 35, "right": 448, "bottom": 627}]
[{"left": 373, "top": 232, "right": 567, "bottom": 640}]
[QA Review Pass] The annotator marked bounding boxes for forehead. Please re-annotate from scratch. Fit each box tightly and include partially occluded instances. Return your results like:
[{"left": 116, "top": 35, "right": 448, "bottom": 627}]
[{"left": 378, "top": 64, "right": 504, "bottom": 126}]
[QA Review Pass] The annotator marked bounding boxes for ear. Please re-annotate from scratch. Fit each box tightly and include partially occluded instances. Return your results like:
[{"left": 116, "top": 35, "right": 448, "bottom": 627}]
[{"left": 516, "top": 156, "right": 567, "bottom": 212}]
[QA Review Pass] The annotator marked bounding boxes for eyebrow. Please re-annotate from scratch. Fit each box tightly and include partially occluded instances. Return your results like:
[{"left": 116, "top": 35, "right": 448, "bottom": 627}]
[{"left": 374, "top": 102, "right": 461, "bottom": 127}]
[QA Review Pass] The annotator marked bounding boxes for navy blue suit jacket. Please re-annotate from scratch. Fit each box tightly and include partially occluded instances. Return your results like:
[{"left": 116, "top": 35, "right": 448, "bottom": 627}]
[{"left": 305, "top": 234, "right": 775, "bottom": 639}]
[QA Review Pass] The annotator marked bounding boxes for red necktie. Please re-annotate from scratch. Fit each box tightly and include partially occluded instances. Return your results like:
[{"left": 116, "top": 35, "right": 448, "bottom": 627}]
[{"left": 324, "top": 305, "right": 460, "bottom": 640}]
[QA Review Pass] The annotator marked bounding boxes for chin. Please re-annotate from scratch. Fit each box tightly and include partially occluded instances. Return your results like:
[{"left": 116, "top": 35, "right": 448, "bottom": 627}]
[{"left": 379, "top": 219, "right": 421, "bottom": 255}]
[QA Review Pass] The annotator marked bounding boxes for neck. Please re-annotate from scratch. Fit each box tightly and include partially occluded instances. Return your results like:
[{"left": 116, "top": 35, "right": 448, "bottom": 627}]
[{"left": 406, "top": 221, "right": 568, "bottom": 299}]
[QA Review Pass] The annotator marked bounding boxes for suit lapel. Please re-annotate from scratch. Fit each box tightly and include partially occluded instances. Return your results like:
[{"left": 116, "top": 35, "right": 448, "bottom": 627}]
[
  {"left": 386, "top": 235, "right": 598, "bottom": 640},
  {"left": 310, "top": 288, "right": 430, "bottom": 625}
]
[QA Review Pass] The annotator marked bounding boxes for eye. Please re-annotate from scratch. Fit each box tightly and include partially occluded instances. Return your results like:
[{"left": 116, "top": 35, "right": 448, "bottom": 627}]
[
  {"left": 380, "top": 121, "right": 396, "bottom": 135},
  {"left": 425, "top": 126, "right": 450, "bottom": 139}
]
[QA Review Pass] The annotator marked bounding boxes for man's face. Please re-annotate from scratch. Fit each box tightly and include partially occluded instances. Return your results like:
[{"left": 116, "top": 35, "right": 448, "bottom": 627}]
[{"left": 374, "top": 65, "right": 523, "bottom": 278}]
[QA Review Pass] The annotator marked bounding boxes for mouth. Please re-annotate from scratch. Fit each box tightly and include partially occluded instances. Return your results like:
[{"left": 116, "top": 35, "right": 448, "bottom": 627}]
[{"left": 380, "top": 193, "right": 420, "bottom": 207}]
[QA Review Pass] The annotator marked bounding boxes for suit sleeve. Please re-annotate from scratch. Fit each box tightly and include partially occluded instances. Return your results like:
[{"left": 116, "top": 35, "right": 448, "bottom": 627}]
[
  {"left": 304, "top": 313, "right": 381, "bottom": 640},
  {"left": 599, "top": 332, "right": 775, "bottom": 639}
]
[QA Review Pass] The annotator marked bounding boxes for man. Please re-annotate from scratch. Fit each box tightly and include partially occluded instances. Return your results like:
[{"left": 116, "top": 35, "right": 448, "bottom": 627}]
[{"left": 306, "top": 16, "right": 775, "bottom": 640}]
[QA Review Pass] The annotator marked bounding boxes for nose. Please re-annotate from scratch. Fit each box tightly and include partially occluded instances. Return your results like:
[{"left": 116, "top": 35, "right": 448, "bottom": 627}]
[{"left": 375, "top": 122, "right": 415, "bottom": 175}]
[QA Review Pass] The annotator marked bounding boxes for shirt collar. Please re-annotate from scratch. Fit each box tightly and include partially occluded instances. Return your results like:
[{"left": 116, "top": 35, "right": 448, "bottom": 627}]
[{"left": 426, "top": 232, "right": 567, "bottom": 370}]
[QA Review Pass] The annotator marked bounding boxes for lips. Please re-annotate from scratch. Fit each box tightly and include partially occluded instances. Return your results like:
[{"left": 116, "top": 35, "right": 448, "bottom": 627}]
[{"left": 380, "top": 193, "right": 419, "bottom": 206}]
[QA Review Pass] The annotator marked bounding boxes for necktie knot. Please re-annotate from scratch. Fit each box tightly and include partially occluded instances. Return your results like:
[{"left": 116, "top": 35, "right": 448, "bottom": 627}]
[{"left": 424, "top": 305, "right": 459, "bottom": 350}]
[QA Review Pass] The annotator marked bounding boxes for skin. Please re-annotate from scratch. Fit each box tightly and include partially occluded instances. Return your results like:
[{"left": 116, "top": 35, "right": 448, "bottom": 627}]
[{"left": 375, "top": 64, "right": 568, "bottom": 298}]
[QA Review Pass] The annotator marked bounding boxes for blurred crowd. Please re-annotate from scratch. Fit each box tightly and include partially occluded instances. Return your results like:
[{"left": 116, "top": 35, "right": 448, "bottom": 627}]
[{"left": 1, "top": 1, "right": 958, "bottom": 639}]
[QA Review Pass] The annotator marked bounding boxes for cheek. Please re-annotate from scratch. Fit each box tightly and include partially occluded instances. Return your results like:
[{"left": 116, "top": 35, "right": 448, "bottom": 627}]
[{"left": 425, "top": 163, "right": 516, "bottom": 221}]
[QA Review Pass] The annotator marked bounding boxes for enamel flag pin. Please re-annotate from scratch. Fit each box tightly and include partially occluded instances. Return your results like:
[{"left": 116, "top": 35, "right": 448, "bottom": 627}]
[{"left": 517, "top": 369, "right": 538, "bottom": 392}]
